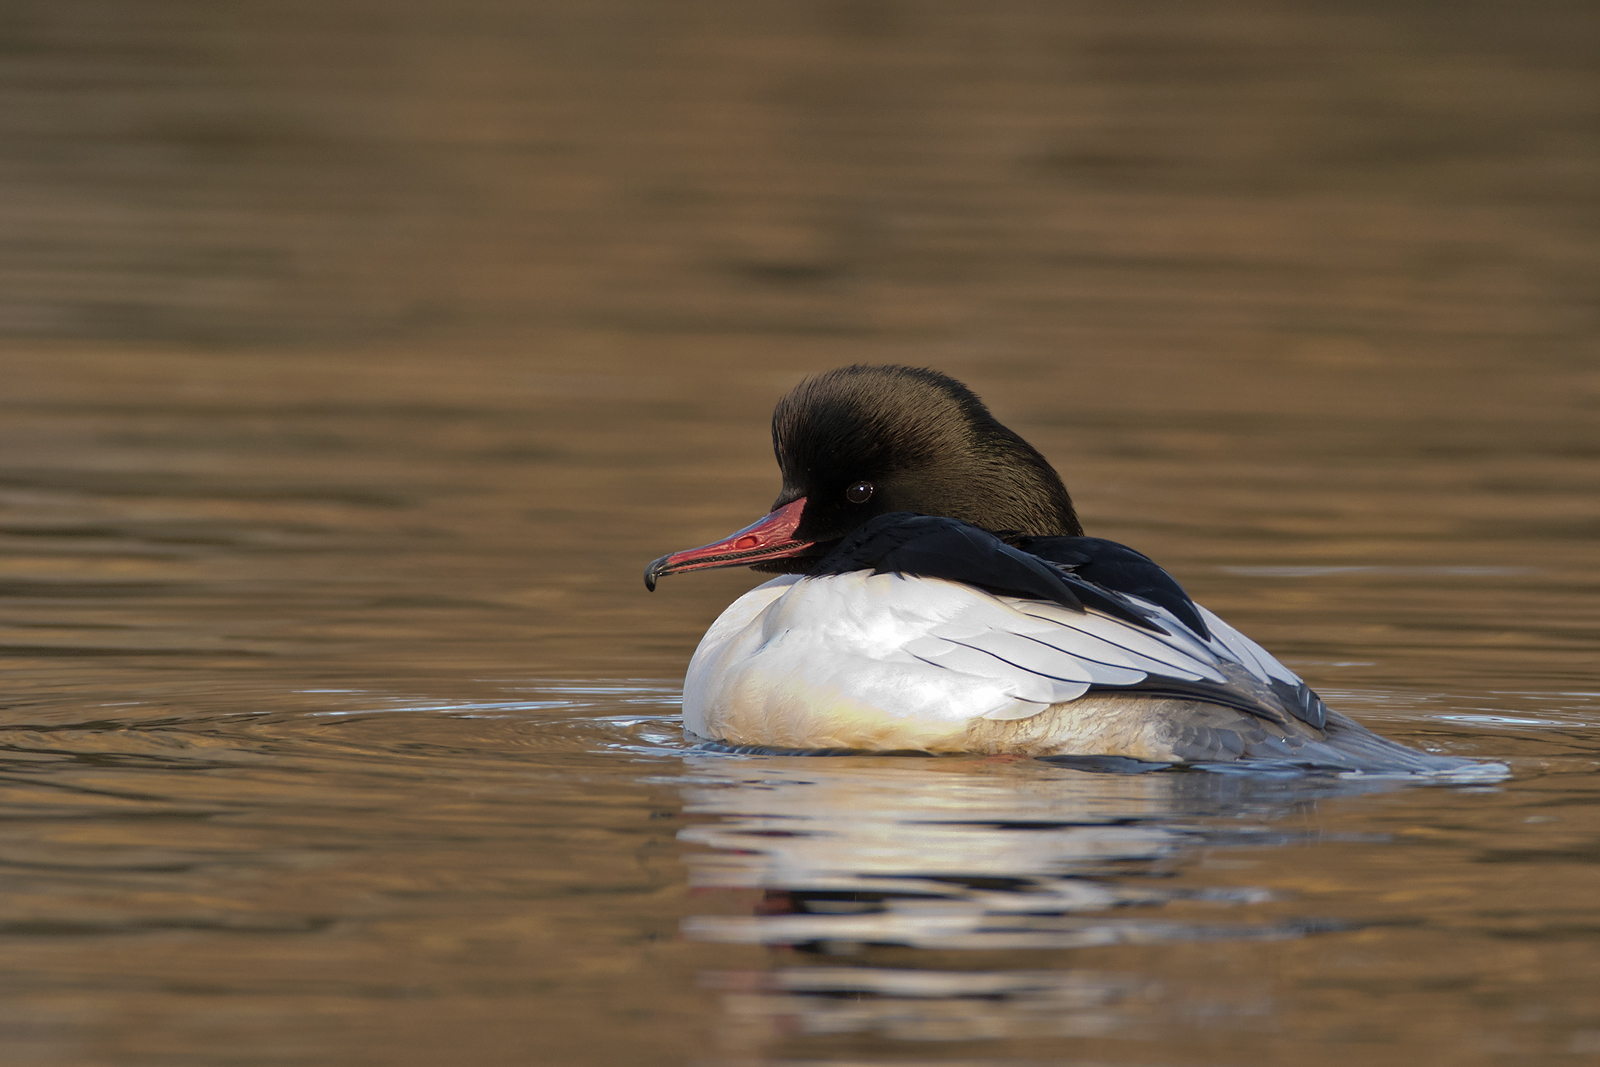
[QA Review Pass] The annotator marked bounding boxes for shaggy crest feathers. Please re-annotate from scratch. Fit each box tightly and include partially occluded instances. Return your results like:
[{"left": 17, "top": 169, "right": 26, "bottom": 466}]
[{"left": 770, "top": 365, "right": 1082, "bottom": 540}]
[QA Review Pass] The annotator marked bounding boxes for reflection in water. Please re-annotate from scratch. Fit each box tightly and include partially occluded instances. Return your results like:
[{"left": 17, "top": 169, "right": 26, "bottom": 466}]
[
  {"left": 701, "top": 965, "right": 1265, "bottom": 1047},
  {"left": 673, "top": 753, "right": 1439, "bottom": 1054}
]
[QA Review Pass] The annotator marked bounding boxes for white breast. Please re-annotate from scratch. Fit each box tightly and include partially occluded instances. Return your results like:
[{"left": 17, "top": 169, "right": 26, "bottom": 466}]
[{"left": 682, "top": 572, "right": 1297, "bottom": 752}]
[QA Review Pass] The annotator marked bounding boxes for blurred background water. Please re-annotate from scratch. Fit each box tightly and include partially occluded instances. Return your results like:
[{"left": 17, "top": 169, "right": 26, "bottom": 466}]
[{"left": 0, "top": 1, "right": 1597, "bottom": 1064}]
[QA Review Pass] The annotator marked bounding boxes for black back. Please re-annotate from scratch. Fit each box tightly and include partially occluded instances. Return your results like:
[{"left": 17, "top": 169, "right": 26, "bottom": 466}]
[
  {"left": 1010, "top": 535, "right": 1211, "bottom": 639},
  {"left": 813, "top": 513, "right": 1175, "bottom": 635}
]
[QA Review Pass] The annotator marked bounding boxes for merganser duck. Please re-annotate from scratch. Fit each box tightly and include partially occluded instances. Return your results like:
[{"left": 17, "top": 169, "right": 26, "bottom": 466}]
[{"left": 645, "top": 365, "right": 1477, "bottom": 773}]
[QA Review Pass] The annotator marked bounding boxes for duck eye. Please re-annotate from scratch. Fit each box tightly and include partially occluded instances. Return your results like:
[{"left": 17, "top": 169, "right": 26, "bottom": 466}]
[{"left": 845, "top": 481, "right": 874, "bottom": 504}]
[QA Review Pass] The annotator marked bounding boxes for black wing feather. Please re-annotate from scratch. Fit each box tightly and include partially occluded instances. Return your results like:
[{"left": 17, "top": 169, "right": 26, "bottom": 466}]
[
  {"left": 1011, "top": 535, "right": 1210, "bottom": 639},
  {"left": 1268, "top": 678, "right": 1329, "bottom": 730},
  {"left": 811, "top": 514, "right": 1165, "bottom": 633}
]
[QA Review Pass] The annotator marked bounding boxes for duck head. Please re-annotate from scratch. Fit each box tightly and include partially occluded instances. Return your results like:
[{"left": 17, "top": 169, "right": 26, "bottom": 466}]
[{"left": 644, "top": 365, "right": 1081, "bottom": 589}]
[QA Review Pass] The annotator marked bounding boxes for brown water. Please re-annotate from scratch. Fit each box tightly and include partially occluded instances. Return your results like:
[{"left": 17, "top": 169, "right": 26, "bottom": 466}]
[{"left": 2, "top": 1, "right": 1599, "bottom": 1064}]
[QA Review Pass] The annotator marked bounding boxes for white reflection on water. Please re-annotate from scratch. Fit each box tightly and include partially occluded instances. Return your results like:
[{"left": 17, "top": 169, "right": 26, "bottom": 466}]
[
  {"left": 672, "top": 754, "right": 1405, "bottom": 1052},
  {"left": 673, "top": 754, "right": 1398, "bottom": 955}
]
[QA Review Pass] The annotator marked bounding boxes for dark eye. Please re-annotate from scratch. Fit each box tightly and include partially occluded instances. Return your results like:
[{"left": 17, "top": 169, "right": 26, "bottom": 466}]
[{"left": 845, "top": 481, "right": 874, "bottom": 504}]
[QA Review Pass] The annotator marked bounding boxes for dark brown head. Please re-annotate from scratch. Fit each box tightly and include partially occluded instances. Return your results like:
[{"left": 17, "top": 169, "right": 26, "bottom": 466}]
[
  {"left": 645, "top": 364, "right": 1080, "bottom": 588},
  {"left": 769, "top": 364, "right": 1080, "bottom": 545}
]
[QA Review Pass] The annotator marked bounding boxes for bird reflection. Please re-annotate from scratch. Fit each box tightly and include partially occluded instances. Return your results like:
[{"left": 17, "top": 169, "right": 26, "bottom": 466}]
[{"left": 673, "top": 754, "right": 1411, "bottom": 1057}]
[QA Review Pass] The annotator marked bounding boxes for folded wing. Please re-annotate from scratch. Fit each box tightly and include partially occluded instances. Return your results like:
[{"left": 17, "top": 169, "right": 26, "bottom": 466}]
[{"left": 816, "top": 513, "right": 1329, "bottom": 731}]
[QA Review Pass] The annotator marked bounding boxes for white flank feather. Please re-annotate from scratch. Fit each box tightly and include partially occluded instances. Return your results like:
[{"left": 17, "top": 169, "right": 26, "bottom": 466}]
[{"left": 682, "top": 570, "right": 1315, "bottom": 750}]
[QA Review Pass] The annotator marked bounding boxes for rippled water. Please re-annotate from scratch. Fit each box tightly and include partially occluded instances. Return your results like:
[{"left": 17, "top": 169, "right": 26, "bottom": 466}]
[{"left": 2, "top": 1, "right": 1599, "bottom": 1064}]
